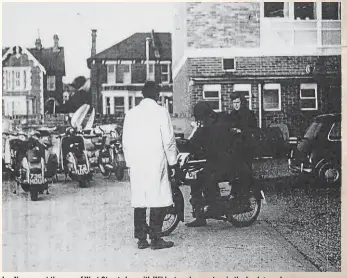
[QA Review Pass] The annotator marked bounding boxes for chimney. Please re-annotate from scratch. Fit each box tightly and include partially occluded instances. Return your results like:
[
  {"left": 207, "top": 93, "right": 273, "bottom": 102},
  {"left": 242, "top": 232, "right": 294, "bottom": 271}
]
[
  {"left": 91, "top": 29, "right": 97, "bottom": 57},
  {"left": 53, "top": 34, "right": 59, "bottom": 52},
  {"left": 35, "top": 38, "right": 42, "bottom": 50}
]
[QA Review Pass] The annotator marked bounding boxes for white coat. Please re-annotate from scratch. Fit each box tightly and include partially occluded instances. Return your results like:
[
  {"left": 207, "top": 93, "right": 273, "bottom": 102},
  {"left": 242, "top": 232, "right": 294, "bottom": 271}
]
[{"left": 122, "top": 98, "right": 178, "bottom": 208}]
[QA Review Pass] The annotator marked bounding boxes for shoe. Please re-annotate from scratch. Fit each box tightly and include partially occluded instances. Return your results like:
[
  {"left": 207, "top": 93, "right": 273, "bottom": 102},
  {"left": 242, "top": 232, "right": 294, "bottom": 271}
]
[
  {"left": 150, "top": 238, "right": 174, "bottom": 250},
  {"left": 137, "top": 239, "right": 150, "bottom": 249},
  {"left": 185, "top": 218, "right": 207, "bottom": 227}
]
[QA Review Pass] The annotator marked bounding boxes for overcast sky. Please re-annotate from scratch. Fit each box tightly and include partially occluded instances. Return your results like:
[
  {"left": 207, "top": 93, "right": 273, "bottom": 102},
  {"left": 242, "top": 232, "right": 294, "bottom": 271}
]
[{"left": 2, "top": 2, "right": 175, "bottom": 83}]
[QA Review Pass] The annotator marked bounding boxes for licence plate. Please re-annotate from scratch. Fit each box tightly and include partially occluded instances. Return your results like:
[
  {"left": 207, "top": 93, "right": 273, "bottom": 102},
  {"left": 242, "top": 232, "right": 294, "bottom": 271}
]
[
  {"left": 102, "top": 157, "right": 110, "bottom": 163},
  {"left": 186, "top": 171, "right": 197, "bottom": 180},
  {"left": 30, "top": 173, "right": 43, "bottom": 184}
]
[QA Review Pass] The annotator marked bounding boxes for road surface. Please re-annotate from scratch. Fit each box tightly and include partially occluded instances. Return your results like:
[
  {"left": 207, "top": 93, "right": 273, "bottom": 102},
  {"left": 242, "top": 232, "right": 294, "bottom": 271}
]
[{"left": 2, "top": 174, "right": 319, "bottom": 272}]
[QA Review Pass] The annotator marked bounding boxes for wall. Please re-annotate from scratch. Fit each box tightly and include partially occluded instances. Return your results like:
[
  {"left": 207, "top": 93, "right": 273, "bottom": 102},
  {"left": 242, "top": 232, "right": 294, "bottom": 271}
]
[
  {"left": 172, "top": 2, "right": 188, "bottom": 69},
  {"left": 186, "top": 2, "right": 260, "bottom": 49},
  {"left": 188, "top": 56, "right": 341, "bottom": 77},
  {"left": 173, "top": 60, "right": 190, "bottom": 117}
]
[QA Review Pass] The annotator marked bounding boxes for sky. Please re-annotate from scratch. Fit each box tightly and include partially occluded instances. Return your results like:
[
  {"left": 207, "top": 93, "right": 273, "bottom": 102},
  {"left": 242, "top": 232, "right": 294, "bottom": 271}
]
[{"left": 2, "top": 1, "right": 175, "bottom": 83}]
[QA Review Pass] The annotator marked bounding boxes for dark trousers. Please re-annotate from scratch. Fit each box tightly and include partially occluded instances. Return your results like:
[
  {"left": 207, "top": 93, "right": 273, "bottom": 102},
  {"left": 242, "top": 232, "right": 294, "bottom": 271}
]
[
  {"left": 190, "top": 161, "right": 253, "bottom": 206},
  {"left": 134, "top": 207, "right": 168, "bottom": 241}
]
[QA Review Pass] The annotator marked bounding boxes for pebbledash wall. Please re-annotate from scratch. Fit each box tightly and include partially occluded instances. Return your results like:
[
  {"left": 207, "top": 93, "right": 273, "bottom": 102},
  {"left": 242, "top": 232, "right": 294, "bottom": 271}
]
[{"left": 172, "top": 2, "right": 341, "bottom": 137}]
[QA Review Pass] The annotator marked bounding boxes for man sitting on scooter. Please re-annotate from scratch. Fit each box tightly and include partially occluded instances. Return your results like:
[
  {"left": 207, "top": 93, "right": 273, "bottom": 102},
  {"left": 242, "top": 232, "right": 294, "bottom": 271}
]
[{"left": 185, "top": 101, "right": 253, "bottom": 227}]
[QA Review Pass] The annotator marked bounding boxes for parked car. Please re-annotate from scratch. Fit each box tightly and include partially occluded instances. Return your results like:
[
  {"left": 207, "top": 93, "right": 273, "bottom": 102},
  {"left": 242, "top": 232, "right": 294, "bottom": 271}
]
[{"left": 288, "top": 113, "right": 341, "bottom": 185}]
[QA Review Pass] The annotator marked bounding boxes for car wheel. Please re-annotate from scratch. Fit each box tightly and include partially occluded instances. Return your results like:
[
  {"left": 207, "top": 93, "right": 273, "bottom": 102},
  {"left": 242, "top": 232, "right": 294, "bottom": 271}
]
[{"left": 318, "top": 162, "right": 341, "bottom": 185}]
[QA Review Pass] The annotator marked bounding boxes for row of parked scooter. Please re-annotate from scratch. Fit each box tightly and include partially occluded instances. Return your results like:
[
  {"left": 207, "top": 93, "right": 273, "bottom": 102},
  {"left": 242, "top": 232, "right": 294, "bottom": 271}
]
[{"left": 2, "top": 104, "right": 126, "bottom": 201}]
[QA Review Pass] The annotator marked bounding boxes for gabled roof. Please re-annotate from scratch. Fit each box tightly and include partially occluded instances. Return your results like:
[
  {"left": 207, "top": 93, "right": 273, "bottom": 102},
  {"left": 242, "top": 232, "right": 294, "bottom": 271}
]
[
  {"left": 29, "top": 47, "right": 65, "bottom": 75},
  {"left": 87, "top": 32, "right": 171, "bottom": 67},
  {"left": 2, "top": 45, "right": 65, "bottom": 75}
]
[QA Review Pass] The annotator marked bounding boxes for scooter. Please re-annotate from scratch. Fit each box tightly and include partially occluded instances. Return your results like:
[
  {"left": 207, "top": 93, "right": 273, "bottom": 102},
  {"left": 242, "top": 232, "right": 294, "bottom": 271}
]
[
  {"left": 15, "top": 132, "right": 50, "bottom": 201},
  {"left": 59, "top": 104, "right": 95, "bottom": 187},
  {"left": 95, "top": 127, "right": 126, "bottom": 180}
]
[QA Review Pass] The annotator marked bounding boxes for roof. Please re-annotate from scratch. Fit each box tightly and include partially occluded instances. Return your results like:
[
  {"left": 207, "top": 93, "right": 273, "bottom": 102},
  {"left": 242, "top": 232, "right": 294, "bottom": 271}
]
[
  {"left": 87, "top": 32, "right": 171, "bottom": 67},
  {"left": 29, "top": 47, "right": 65, "bottom": 75},
  {"left": 2, "top": 46, "right": 65, "bottom": 75}
]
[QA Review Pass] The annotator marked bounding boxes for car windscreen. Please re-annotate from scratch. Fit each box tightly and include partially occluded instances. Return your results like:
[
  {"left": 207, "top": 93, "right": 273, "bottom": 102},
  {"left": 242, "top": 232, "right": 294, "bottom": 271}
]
[{"left": 304, "top": 121, "right": 323, "bottom": 139}]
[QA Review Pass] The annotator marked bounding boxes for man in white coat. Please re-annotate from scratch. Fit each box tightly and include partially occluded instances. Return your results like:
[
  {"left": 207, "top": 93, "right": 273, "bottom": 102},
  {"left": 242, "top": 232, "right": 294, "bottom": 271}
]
[{"left": 122, "top": 81, "right": 178, "bottom": 250}]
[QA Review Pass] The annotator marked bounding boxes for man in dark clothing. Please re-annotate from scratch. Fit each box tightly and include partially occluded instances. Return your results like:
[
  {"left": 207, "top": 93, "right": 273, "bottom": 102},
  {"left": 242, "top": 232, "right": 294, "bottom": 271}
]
[{"left": 185, "top": 102, "right": 239, "bottom": 227}]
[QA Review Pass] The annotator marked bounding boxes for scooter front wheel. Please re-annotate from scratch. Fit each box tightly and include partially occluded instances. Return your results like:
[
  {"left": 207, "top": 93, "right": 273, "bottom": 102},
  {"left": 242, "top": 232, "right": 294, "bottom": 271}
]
[{"left": 30, "top": 190, "right": 38, "bottom": 201}]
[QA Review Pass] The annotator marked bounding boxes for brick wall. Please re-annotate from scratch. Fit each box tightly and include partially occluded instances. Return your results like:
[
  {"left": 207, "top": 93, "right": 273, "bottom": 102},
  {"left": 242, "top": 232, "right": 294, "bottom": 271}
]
[
  {"left": 186, "top": 2, "right": 260, "bottom": 49},
  {"left": 173, "top": 60, "right": 190, "bottom": 117},
  {"left": 188, "top": 56, "right": 341, "bottom": 77}
]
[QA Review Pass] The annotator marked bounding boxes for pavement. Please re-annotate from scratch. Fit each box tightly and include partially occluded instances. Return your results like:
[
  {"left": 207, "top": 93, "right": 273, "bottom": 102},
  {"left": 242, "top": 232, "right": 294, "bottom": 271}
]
[{"left": 2, "top": 173, "right": 321, "bottom": 272}]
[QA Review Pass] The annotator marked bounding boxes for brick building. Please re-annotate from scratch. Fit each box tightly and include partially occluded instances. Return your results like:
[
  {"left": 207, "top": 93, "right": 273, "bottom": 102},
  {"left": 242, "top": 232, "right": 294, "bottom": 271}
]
[
  {"left": 2, "top": 35, "right": 66, "bottom": 116},
  {"left": 87, "top": 30, "right": 173, "bottom": 117},
  {"left": 172, "top": 2, "right": 341, "bottom": 136}
]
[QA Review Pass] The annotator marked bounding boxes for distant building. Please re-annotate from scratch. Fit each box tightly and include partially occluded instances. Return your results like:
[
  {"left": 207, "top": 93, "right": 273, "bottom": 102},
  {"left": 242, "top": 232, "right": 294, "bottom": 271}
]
[
  {"left": 2, "top": 35, "right": 66, "bottom": 116},
  {"left": 172, "top": 1, "right": 341, "bottom": 135},
  {"left": 87, "top": 30, "right": 173, "bottom": 117}
]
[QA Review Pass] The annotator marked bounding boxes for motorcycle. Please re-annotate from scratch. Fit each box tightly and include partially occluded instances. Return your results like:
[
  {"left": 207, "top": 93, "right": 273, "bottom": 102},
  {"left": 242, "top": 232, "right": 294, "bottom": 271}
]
[
  {"left": 159, "top": 137, "right": 266, "bottom": 237},
  {"left": 94, "top": 127, "right": 126, "bottom": 180},
  {"left": 59, "top": 104, "right": 95, "bottom": 187}
]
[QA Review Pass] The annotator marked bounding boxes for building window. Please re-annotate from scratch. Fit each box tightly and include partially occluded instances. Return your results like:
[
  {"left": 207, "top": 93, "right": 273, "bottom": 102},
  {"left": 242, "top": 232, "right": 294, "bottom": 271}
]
[
  {"left": 107, "top": 64, "right": 116, "bottom": 84},
  {"left": 264, "top": 2, "right": 289, "bottom": 18},
  {"left": 294, "top": 2, "right": 316, "bottom": 20},
  {"left": 322, "top": 2, "right": 341, "bottom": 20},
  {"left": 4, "top": 68, "right": 30, "bottom": 91},
  {"left": 263, "top": 83, "right": 281, "bottom": 111},
  {"left": 203, "top": 84, "right": 222, "bottom": 112},
  {"left": 135, "top": 97, "right": 143, "bottom": 106},
  {"left": 328, "top": 122, "right": 341, "bottom": 141},
  {"left": 233, "top": 84, "right": 252, "bottom": 110},
  {"left": 114, "top": 97, "right": 125, "bottom": 116},
  {"left": 123, "top": 64, "right": 131, "bottom": 84},
  {"left": 105, "top": 97, "right": 111, "bottom": 114},
  {"left": 160, "top": 63, "right": 170, "bottom": 83},
  {"left": 222, "top": 58, "right": 236, "bottom": 71},
  {"left": 147, "top": 63, "right": 155, "bottom": 81},
  {"left": 47, "top": 76, "right": 56, "bottom": 91},
  {"left": 300, "top": 83, "right": 318, "bottom": 110}
]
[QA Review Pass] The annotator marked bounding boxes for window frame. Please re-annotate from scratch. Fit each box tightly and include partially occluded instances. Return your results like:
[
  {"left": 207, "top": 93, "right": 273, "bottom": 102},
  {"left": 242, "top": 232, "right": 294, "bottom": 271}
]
[
  {"left": 328, "top": 122, "right": 341, "bottom": 142},
  {"left": 322, "top": 2, "right": 341, "bottom": 20},
  {"left": 233, "top": 84, "right": 252, "bottom": 110},
  {"left": 202, "top": 84, "right": 222, "bottom": 112},
  {"left": 222, "top": 58, "right": 236, "bottom": 72},
  {"left": 263, "top": 2, "right": 290, "bottom": 19},
  {"left": 263, "top": 83, "right": 281, "bottom": 111},
  {"left": 146, "top": 61, "right": 156, "bottom": 81},
  {"left": 160, "top": 61, "right": 171, "bottom": 84},
  {"left": 3, "top": 67, "right": 31, "bottom": 91},
  {"left": 47, "top": 75, "right": 56, "bottom": 91},
  {"left": 107, "top": 63, "right": 117, "bottom": 84},
  {"left": 300, "top": 83, "right": 318, "bottom": 111}
]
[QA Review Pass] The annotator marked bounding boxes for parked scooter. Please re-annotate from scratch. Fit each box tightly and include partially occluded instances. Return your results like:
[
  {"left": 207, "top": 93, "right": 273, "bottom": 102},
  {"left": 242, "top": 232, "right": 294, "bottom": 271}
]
[
  {"left": 14, "top": 131, "right": 52, "bottom": 201},
  {"left": 95, "top": 127, "right": 126, "bottom": 180},
  {"left": 59, "top": 104, "right": 95, "bottom": 187}
]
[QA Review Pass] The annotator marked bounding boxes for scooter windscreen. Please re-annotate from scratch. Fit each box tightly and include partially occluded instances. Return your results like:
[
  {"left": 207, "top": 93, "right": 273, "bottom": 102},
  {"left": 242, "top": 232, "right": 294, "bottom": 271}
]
[{"left": 70, "top": 104, "right": 95, "bottom": 131}]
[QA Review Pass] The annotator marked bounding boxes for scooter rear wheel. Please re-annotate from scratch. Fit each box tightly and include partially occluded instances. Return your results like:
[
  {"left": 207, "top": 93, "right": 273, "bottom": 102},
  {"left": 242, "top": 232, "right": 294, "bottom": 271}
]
[{"left": 227, "top": 195, "right": 261, "bottom": 228}]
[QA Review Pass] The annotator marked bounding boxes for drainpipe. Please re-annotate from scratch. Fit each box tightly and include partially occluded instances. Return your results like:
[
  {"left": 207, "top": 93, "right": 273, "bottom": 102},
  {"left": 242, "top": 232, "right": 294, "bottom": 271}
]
[
  {"left": 146, "top": 37, "right": 150, "bottom": 80},
  {"left": 258, "top": 83, "right": 262, "bottom": 128}
]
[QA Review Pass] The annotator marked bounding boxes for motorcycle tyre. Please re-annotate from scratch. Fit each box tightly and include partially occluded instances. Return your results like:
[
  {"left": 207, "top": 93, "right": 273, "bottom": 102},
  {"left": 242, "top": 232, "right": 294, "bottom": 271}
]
[
  {"left": 228, "top": 196, "right": 261, "bottom": 228},
  {"left": 115, "top": 167, "right": 125, "bottom": 181},
  {"left": 159, "top": 187, "right": 184, "bottom": 237},
  {"left": 21, "top": 183, "right": 30, "bottom": 192},
  {"left": 78, "top": 180, "right": 88, "bottom": 188},
  {"left": 30, "top": 190, "right": 39, "bottom": 201}
]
